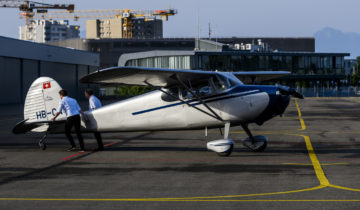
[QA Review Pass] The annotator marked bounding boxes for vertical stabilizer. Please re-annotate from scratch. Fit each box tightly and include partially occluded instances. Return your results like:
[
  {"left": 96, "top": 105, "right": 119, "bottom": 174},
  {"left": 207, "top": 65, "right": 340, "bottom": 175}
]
[{"left": 24, "top": 77, "right": 63, "bottom": 132}]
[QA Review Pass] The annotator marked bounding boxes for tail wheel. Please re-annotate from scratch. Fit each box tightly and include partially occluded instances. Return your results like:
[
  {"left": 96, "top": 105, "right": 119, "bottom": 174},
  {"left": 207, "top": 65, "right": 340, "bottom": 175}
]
[{"left": 39, "top": 142, "right": 47, "bottom": 150}]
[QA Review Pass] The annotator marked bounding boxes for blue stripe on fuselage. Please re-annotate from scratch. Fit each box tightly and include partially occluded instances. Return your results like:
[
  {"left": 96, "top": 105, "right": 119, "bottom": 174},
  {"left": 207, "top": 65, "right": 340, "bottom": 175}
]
[{"left": 132, "top": 86, "right": 265, "bottom": 116}]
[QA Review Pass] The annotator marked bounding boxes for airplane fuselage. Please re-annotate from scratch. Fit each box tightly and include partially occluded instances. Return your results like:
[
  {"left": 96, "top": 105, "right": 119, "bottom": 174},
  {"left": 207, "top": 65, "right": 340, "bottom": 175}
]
[{"left": 78, "top": 85, "right": 289, "bottom": 133}]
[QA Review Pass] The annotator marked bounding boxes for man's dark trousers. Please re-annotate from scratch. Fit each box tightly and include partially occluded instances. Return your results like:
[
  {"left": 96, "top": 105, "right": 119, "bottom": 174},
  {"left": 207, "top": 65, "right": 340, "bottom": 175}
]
[
  {"left": 94, "top": 132, "right": 104, "bottom": 150},
  {"left": 65, "top": 114, "right": 85, "bottom": 150}
]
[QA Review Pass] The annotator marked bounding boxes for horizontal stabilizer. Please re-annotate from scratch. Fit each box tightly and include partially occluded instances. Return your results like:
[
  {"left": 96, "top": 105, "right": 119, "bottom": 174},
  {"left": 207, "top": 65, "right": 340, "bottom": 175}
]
[{"left": 12, "top": 119, "right": 66, "bottom": 134}]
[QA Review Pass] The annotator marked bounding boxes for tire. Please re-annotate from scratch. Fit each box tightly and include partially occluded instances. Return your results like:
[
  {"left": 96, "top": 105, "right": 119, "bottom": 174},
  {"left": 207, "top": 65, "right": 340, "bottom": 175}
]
[
  {"left": 242, "top": 136, "right": 268, "bottom": 152},
  {"left": 39, "top": 142, "right": 47, "bottom": 150},
  {"left": 216, "top": 144, "right": 233, "bottom": 157},
  {"left": 251, "top": 140, "right": 267, "bottom": 152}
]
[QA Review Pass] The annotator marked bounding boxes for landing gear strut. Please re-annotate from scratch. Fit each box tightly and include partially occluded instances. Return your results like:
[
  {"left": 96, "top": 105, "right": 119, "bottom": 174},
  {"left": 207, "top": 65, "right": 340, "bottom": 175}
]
[
  {"left": 38, "top": 133, "right": 48, "bottom": 150},
  {"left": 207, "top": 122, "right": 234, "bottom": 157},
  {"left": 241, "top": 124, "right": 267, "bottom": 152}
]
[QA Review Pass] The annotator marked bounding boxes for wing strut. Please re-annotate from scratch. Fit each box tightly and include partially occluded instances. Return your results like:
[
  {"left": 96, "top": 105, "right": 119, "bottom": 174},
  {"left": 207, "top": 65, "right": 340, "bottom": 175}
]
[
  {"left": 174, "top": 75, "right": 224, "bottom": 122},
  {"left": 144, "top": 81, "right": 222, "bottom": 121}
]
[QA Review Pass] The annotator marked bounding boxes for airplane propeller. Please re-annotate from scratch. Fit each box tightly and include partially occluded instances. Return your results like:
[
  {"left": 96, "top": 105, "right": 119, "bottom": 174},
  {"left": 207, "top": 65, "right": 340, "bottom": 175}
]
[{"left": 278, "top": 86, "right": 304, "bottom": 99}]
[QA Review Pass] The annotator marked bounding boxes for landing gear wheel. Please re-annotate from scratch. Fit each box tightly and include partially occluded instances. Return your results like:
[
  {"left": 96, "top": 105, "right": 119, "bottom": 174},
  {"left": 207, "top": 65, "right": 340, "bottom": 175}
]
[
  {"left": 39, "top": 142, "right": 47, "bottom": 150},
  {"left": 38, "top": 133, "right": 48, "bottom": 150},
  {"left": 216, "top": 144, "right": 233, "bottom": 157},
  {"left": 242, "top": 135, "right": 267, "bottom": 152}
]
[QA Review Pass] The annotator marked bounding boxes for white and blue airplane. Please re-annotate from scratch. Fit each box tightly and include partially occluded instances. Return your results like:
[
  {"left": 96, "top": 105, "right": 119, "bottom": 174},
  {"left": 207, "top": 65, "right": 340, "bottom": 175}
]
[{"left": 13, "top": 67, "right": 303, "bottom": 156}]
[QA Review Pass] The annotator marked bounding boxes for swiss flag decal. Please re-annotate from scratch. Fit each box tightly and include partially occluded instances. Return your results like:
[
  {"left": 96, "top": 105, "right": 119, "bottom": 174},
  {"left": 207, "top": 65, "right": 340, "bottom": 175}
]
[{"left": 43, "top": 82, "right": 51, "bottom": 89}]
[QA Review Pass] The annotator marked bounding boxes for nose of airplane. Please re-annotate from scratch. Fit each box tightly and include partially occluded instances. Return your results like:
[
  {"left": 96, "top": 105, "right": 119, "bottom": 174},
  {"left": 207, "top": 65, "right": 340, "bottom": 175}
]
[
  {"left": 272, "top": 86, "right": 304, "bottom": 116},
  {"left": 274, "top": 92, "right": 290, "bottom": 116},
  {"left": 254, "top": 86, "right": 303, "bottom": 125}
]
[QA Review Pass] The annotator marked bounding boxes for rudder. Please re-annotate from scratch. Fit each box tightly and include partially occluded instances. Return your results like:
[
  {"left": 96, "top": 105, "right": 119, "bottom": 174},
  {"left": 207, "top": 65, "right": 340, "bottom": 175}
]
[{"left": 24, "top": 77, "right": 63, "bottom": 132}]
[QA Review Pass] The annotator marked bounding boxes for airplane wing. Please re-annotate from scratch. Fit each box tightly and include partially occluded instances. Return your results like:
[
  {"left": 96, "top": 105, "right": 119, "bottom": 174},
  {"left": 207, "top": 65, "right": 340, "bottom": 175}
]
[
  {"left": 233, "top": 71, "right": 290, "bottom": 84},
  {"left": 80, "top": 66, "right": 290, "bottom": 87},
  {"left": 80, "top": 67, "right": 216, "bottom": 87}
]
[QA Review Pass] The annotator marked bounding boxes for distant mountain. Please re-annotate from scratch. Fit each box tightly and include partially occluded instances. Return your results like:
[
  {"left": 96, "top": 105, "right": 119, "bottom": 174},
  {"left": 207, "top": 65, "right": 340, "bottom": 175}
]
[{"left": 315, "top": 27, "right": 360, "bottom": 58}]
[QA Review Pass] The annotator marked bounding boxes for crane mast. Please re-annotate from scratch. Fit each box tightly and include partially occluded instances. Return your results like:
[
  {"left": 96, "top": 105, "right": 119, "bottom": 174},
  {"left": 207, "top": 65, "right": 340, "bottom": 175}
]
[
  {"left": 0, "top": 0, "right": 74, "bottom": 40},
  {"left": 0, "top": 0, "right": 177, "bottom": 40}
]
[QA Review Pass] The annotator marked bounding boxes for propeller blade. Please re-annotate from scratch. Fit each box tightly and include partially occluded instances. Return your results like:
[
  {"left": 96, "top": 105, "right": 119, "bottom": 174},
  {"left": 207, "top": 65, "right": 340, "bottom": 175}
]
[{"left": 278, "top": 86, "right": 304, "bottom": 99}]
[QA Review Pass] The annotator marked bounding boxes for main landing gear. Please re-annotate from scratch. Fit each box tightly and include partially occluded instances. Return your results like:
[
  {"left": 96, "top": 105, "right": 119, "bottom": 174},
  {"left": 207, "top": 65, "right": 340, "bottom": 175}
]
[
  {"left": 207, "top": 122, "right": 234, "bottom": 157},
  {"left": 241, "top": 124, "right": 267, "bottom": 152},
  {"left": 207, "top": 123, "right": 268, "bottom": 156}
]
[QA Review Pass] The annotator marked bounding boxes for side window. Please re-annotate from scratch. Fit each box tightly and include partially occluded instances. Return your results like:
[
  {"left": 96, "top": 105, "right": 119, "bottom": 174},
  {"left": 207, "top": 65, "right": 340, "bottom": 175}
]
[
  {"left": 180, "top": 79, "right": 214, "bottom": 100},
  {"left": 196, "top": 84, "right": 213, "bottom": 97},
  {"left": 213, "top": 75, "right": 230, "bottom": 92},
  {"left": 181, "top": 89, "right": 193, "bottom": 100}
]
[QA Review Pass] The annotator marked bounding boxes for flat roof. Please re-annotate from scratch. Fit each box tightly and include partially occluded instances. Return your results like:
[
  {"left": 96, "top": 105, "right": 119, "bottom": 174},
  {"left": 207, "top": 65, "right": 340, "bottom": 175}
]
[
  {"left": 0, "top": 36, "right": 100, "bottom": 66},
  {"left": 118, "top": 50, "right": 195, "bottom": 66},
  {"left": 194, "top": 51, "right": 350, "bottom": 57},
  {"left": 118, "top": 50, "right": 351, "bottom": 66}
]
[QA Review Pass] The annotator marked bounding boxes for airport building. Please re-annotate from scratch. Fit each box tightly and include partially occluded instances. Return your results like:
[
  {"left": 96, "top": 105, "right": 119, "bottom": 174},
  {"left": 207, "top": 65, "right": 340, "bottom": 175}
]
[
  {"left": 19, "top": 20, "right": 80, "bottom": 43},
  {"left": 47, "top": 37, "right": 315, "bottom": 68},
  {"left": 118, "top": 39, "right": 350, "bottom": 85},
  {"left": 86, "top": 18, "right": 163, "bottom": 39},
  {"left": 0, "top": 36, "right": 99, "bottom": 105}
]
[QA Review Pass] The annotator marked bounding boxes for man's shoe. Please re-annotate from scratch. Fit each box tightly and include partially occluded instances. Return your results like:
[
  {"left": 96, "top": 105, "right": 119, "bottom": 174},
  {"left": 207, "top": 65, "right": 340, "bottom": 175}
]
[
  {"left": 66, "top": 147, "right": 76, "bottom": 152},
  {"left": 79, "top": 148, "right": 86, "bottom": 152},
  {"left": 96, "top": 147, "right": 104, "bottom": 151}
]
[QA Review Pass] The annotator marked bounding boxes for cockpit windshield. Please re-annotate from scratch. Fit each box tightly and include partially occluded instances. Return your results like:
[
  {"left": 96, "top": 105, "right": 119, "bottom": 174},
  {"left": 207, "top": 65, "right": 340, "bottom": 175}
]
[{"left": 162, "top": 73, "right": 242, "bottom": 101}]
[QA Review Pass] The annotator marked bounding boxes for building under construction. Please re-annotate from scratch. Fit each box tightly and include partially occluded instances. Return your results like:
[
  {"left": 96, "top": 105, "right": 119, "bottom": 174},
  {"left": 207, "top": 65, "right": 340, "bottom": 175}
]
[
  {"left": 19, "top": 19, "right": 80, "bottom": 43},
  {"left": 86, "top": 18, "right": 163, "bottom": 39}
]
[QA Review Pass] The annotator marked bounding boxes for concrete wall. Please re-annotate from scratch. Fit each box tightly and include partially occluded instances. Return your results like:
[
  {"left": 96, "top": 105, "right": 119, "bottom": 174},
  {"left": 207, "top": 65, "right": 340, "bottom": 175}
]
[
  {"left": 86, "top": 20, "right": 99, "bottom": 39},
  {"left": 0, "top": 57, "right": 21, "bottom": 104},
  {"left": 0, "top": 57, "right": 99, "bottom": 105},
  {"left": 0, "top": 36, "right": 100, "bottom": 105}
]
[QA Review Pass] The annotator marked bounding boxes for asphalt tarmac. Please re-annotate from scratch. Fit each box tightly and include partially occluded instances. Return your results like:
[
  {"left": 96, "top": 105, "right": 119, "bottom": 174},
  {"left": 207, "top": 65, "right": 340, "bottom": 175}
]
[{"left": 0, "top": 98, "right": 360, "bottom": 209}]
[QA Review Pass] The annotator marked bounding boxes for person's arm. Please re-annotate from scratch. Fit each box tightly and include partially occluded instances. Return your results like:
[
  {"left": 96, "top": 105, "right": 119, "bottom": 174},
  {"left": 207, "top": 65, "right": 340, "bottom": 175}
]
[
  {"left": 77, "top": 102, "right": 89, "bottom": 121},
  {"left": 51, "top": 112, "right": 61, "bottom": 122},
  {"left": 52, "top": 102, "right": 63, "bottom": 122},
  {"left": 89, "top": 97, "right": 95, "bottom": 111},
  {"left": 79, "top": 110, "right": 89, "bottom": 121}
]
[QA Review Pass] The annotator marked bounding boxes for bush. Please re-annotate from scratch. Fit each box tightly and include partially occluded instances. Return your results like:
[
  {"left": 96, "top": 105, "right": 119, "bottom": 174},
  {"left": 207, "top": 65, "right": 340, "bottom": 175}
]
[{"left": 114, "top": 86, "right": 153, "bottom": 97}]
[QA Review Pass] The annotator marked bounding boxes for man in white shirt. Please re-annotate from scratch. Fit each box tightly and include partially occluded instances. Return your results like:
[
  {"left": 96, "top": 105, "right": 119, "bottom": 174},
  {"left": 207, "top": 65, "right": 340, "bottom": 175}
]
[
  {"left": 85, "top": 89, "right": 104, "bottom": 151},
  {"left": 52, "top": 90, "right": 87, "bottom": 152}
]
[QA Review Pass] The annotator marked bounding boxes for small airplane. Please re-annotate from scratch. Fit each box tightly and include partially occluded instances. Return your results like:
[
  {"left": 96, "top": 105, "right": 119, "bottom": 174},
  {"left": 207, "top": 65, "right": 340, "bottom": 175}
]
[{"left": 13, "top": 67, "right": 303, "bottom": 156}]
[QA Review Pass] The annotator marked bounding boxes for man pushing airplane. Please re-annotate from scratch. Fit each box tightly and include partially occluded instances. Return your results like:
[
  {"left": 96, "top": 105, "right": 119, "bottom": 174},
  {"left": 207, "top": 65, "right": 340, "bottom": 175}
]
[{"left": 51, "top": 90, "right": 86, "bottom": 152}]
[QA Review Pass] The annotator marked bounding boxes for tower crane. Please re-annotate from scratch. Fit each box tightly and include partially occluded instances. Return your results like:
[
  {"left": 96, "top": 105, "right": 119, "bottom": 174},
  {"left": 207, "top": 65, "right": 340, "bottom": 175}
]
[
  {"left": 30, "top": 8, "right": 177, "bottom": 39},
  {"left": 0, "top": 0, "right": 74, "bottom": 40}
]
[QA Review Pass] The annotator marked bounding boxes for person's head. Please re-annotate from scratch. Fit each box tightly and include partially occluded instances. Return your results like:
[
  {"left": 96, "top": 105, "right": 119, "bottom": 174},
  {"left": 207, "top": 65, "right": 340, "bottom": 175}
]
[
  {"left": 58, "top": 89, "right": 67, "bottom": 99},
  {"left": 85, "top": 89, "right": 94, "bottom": 99}
]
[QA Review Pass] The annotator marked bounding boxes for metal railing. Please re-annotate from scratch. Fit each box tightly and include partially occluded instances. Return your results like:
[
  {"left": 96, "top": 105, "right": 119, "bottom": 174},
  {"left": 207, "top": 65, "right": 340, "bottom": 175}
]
[{"left": 296, "top": 86, "right": 360, "bottom": 97}]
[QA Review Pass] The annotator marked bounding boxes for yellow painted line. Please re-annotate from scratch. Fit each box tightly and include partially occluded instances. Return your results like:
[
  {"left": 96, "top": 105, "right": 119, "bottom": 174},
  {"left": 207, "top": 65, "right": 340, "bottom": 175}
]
[
  {"left": 1, "top": 198, "right": 360, "bottom": 202},
  {"left": 299, "top": 135, "right": 330, "bottom": 186},
  {"left": 231, "top": 131, "right": 295, "bottom": 135},
  {"left": 294, "top": 99, "right": 306, "bottom": 131},
  {"left": 0, "top": 186, "right": 326, "bottom": 202},
  {"left": 305, "top": 97, "right": 360, "bottom": 100},
  {"left": 167, "top": 185, "right": 326, "bottom": 200},
  {"left": 329, "top": 185, "right": 360, "bottom": 192},
  {"left": 298, "top": 118, "right": 306, "bottom": 131},
  {"left": 283, "top": 163, "right": 349, "bottom": 166},
  {"left": 295, "top": 99, "right": 302, "bottom": 117}
]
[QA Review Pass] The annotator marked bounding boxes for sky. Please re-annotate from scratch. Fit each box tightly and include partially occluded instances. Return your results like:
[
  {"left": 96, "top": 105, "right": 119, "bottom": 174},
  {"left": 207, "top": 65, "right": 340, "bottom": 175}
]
[{"left": 0, "top": 0, "right": 359, "bottom": 39}]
